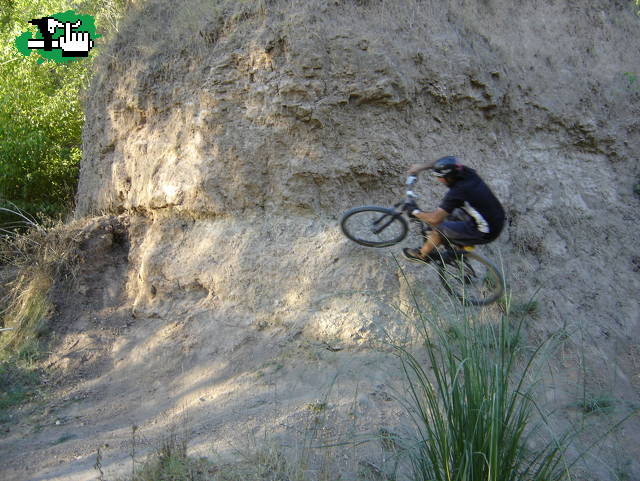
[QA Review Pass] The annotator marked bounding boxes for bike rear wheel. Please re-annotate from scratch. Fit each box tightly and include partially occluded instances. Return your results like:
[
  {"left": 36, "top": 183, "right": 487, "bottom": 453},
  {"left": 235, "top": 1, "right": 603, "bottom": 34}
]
[
  {"left": 438, "top": 251, "right": 504, "bottom": 306},
  {"left": 340, "top": 206, "right": 408, "bottom": 247}
]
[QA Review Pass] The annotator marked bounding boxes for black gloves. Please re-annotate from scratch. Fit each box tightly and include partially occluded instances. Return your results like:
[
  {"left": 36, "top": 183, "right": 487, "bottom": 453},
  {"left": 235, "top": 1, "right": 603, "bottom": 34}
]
[
  {"left": 404, "top": 200, "right": 421, "bottom": 219},
  {"left": 403, "top": 199, "right": 417, "bottom": 212}
]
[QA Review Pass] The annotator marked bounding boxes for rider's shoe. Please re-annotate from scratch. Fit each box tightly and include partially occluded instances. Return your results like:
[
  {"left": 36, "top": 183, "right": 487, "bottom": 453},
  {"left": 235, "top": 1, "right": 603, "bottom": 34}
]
[{"left": 402, "top": 247, "right": 440, "bottom": 264}]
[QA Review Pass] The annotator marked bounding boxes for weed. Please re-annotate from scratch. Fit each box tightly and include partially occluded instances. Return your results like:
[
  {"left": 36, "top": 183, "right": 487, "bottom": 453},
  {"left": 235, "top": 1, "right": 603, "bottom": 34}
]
[
  {"left": 498, "top": 289, "right": 540, "bottom": 320},
  {"left": 306, "top": 401, "right": 327, "bottom": 413},
  {"left": 128, "top": 441, "right": 212, "bottom": 480},
  {"left": 510, "top": 299, "right": 539, "bottom": 318},
  {"left": 581, "top": 395, "right": 616, "bottom": 415},
  {"left": 377, "top": 427, "right": 399, "bottom": 452},
  {"left": 624, "top": 72, "right": 637, "bottom": 86},
  {"left": 130, "top": 425, "right": 139, "bottom": 479},
  {"left": 255, "top": 359, "right": 284, "bottom": 381},
  {"left": 95, "top": 446, "right": 105, "bottom": 481}
]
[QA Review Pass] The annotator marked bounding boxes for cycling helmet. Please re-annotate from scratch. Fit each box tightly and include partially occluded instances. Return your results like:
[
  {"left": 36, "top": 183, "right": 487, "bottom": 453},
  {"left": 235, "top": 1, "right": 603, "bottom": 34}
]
[{"left": 431, "top": 156, "right": 463, "bottom": 181}]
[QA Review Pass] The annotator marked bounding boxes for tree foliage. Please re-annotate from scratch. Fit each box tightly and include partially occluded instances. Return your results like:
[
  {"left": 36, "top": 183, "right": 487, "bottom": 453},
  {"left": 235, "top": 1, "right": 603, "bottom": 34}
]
[
  {"left": 0, "top": 0, "right": 126, "bottom": 225},
  {"left": 0, "top": 1, "right": 88, "bottom": 223}
]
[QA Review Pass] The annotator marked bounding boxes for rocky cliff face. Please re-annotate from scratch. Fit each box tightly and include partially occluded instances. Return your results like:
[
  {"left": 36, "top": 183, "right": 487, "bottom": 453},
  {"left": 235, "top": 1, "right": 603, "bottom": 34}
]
[
  {"left": 60, "top": 0, "right": 640, "bottom": 478},
  {"left": 78, "top": 0, "right": 640, "bottom": 355}
]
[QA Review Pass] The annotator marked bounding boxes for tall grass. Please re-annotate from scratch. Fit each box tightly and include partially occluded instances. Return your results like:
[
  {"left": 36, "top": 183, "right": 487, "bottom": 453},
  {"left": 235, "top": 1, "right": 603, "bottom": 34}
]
[
  {"left": 1, "top": 208, "right": 80, "bottom": 337},
  {"left": 395, "top": 299, "right": 574, "bottom": 481},
  {"left": 0, "top": 210, "right": 80, "bottom": 415}
]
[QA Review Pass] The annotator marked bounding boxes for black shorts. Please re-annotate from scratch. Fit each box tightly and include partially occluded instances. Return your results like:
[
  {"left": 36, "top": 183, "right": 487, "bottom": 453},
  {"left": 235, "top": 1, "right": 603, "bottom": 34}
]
[
  {"left": 437, "top": 220, "right": 493, "bottom": 246},
  {"left": 435, "top": 209, "right": 496, "bottom": 247}
]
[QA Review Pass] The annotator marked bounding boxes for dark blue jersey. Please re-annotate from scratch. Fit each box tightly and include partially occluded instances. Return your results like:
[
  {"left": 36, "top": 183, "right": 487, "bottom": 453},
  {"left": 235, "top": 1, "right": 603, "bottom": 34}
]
[{"left": 439, "top": 168, "right": 505, "bottom": 239}]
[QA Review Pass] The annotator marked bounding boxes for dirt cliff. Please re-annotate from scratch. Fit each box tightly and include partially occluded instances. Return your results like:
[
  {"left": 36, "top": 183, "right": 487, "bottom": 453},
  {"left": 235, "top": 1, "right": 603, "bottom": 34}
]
[
  {"left": 2, "top": 1, "right": 640, "bottom": 479},
  {"left": 77, "top": 0, "right": 640, "bottom": 338}
]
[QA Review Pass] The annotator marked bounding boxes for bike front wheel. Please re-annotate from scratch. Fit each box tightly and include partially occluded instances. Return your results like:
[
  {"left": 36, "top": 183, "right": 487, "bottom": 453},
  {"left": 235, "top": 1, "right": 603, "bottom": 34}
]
[
  {"left": 438, "top": 251, "right": 504, "bottom": 306},
  {"left": 340, "top": 206, "right": 409, "bottom": 248}
]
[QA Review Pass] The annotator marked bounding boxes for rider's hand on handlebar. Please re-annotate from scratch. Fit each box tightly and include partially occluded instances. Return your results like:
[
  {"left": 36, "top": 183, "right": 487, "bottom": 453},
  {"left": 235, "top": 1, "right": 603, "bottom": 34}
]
[{"left": 403, "top": 199, "right": 419, "bottom": 215}]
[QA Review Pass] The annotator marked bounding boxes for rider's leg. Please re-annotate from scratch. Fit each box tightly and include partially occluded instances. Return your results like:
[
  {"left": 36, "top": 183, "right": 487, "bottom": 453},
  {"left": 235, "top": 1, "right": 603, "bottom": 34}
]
[
  {"left": 417, "top": 209, "right": 465, "bottom": 258},
  {"left": 420, "top": 228, "right": 442, "bottom": 257},
  {"left": 405, "top": 217, "right": 485, "bottom": 264}
]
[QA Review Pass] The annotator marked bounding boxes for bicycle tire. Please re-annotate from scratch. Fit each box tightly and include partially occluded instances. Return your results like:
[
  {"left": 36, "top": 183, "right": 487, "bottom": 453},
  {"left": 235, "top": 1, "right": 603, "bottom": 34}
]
[
  {"left": 438, "top": 251, "right": 504, "bottom": 306},
  {"left": 340, "top": 206, "right": 409, "bottom": 247}
]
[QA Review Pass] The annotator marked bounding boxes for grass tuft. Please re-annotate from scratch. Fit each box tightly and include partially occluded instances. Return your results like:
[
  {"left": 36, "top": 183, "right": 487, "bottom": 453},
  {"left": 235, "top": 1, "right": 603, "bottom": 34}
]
[
  {"left": 125, "top": 429, "right": 210, "bottom": 481},
  {"left": 580, "top": 394, "right": 616, "bottom": 415},
  {"left": 1, "top": 213, "right": 80, "bottom": 348},
  {"left": 393, "top": 292, "right": 575, "bottom": 481}
]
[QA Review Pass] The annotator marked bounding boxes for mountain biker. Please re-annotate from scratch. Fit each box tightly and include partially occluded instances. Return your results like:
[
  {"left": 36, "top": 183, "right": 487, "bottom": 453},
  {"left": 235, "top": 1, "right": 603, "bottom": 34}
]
[{"left": 402, "top": 156, "right": 505, "bottom": 263}]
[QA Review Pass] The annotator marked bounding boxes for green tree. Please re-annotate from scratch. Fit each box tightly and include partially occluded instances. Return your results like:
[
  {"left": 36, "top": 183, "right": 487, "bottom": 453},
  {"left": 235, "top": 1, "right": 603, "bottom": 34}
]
[{"left": 0, "top": 0, "right": 111, "bottom": 225}]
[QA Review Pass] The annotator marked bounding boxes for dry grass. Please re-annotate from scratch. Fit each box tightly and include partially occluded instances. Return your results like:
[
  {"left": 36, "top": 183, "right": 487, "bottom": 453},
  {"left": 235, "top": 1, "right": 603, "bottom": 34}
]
[
  {"left": 0, "top": 220, "right": 80, "bottom": 352},
  {"left": 0, "top": 212, "right": 82, "bottom": 416},
  {"left": 110, "top": 416, "right": 351, "bottom": 481}
]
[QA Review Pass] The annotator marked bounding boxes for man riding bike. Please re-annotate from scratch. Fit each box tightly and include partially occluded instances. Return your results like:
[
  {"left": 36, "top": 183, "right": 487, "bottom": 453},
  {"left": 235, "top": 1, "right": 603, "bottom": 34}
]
[{"left": 402, "top": 156, "right": 505, "bottom": 263}]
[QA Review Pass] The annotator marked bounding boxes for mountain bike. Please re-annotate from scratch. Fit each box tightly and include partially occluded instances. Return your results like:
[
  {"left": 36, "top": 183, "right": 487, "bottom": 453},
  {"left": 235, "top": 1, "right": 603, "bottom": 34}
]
[{"left": 340, "top": 176, "right": 504, "bottom": 306}]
